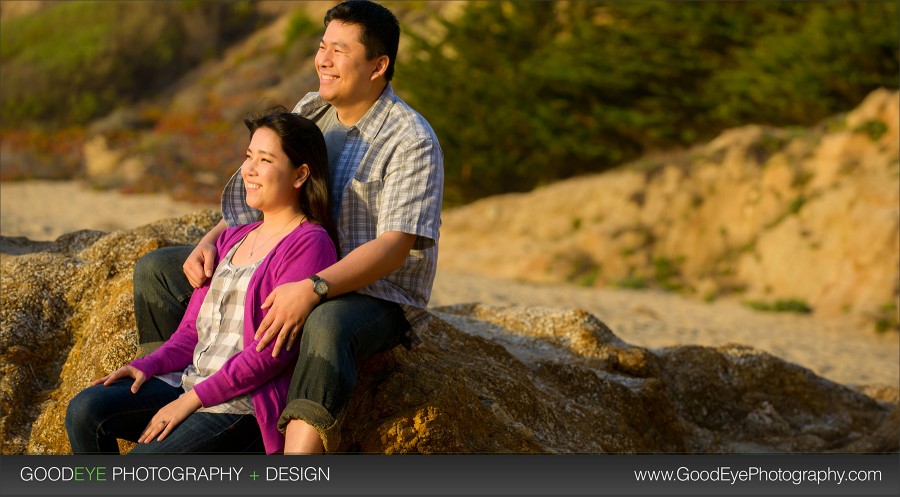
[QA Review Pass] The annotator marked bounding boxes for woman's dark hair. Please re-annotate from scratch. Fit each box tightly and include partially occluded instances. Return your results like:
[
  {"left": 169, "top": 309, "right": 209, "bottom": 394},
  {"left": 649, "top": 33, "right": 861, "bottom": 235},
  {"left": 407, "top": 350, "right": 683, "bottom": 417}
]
[
  {"left": 244, "top": 105, "right": 339, "bottom": 250},
  {"left": 324, "top": 0, "right": 400, "bottom": 81}
]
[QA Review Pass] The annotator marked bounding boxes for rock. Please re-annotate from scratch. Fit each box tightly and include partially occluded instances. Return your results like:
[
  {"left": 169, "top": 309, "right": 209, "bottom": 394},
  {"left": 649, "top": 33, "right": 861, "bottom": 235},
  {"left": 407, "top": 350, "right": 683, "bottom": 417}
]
[
  {"left": 1, "top": 213, "right": 896, "bottom": 454},
  {"left": 0, "top": 210, "right": 220, "bottom": 454}
]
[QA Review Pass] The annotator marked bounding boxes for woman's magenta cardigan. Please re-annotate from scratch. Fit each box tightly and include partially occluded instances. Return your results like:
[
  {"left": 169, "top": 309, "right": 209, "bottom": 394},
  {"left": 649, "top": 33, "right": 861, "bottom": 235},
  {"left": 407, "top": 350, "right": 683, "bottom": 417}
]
[{"left": 131, "top": 221, "right": 337, "bottom": 453}]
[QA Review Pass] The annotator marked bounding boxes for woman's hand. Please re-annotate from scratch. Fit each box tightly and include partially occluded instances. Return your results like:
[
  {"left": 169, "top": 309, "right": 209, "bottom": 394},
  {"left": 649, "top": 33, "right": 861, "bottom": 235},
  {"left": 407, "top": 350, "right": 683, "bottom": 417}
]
[
  {"left": 92, "top": 365, "right": 147, "bottom": 394},
  {"left": 183, "top": 240, "right": 218, "bottom": 288},
  {"left": 254, "top": 280, "right": 318, "bottom": 357},
  {"left": 139, "top": 390, "right": 202, "bottom": 444}
]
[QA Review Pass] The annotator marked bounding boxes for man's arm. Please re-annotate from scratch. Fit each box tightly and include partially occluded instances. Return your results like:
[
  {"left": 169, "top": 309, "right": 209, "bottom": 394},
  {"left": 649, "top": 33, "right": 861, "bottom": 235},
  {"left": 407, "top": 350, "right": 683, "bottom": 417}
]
[
  {"left": 183, "top": 219, "right": 227, "bottom": 288},
  {"left": 254, "top": 231, "right": 415, "bottom": 356}
]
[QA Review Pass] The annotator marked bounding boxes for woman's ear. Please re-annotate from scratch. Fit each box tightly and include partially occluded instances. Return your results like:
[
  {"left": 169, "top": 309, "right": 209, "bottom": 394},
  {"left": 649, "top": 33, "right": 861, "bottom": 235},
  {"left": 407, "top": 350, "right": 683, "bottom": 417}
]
[{"left": 294, "top": 164, "right": 310, "bottom": 188}]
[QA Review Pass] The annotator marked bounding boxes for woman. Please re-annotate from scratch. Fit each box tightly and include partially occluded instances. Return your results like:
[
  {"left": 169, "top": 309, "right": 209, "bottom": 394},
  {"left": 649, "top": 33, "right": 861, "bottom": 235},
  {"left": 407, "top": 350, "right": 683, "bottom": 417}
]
[{"left": 65, "top": 107, "right": 338, "bottom": 454}]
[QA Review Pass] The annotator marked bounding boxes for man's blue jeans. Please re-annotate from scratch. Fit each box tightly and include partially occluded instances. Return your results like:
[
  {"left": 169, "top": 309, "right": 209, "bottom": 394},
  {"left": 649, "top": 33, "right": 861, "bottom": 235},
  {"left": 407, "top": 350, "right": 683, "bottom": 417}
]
[
  {"left": 132, "top": 246, "right": 408, "bottom": 452},
  {"left": 65, "top": 377, "right": 264, "bottom": 454},
  {"left": 133, "top": 246, "right": 195, "bottom": 345},
  {"left": 277, "top": 292, "right": 408, "bottom": 452}
]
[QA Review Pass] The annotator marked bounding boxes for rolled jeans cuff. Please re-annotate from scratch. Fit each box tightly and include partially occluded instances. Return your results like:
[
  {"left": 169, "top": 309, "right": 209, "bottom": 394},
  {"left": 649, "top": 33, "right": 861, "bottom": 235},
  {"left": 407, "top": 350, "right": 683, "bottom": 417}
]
[{"left": 278, "top": 399, "right": 343, "bottom": 453}]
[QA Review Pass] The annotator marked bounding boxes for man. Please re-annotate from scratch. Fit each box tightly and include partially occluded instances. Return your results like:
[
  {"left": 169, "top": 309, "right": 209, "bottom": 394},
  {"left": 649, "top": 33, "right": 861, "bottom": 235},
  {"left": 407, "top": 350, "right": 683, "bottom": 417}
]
[{"left": 133, "top": 0, "right": 443, "bottom": 453}]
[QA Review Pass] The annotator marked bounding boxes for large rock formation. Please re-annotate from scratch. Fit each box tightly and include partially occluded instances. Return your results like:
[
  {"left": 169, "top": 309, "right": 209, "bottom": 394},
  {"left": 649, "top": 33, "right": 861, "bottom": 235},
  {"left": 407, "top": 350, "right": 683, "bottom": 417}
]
[
  {"left": 1, "top": 214, "right": 896, "bottom": 454},
  {"left": 0, "top": 211, "right": 221, "bottom": 454},
  {"left": 438, "top": 89, "right": 900, "bottom": 327}
]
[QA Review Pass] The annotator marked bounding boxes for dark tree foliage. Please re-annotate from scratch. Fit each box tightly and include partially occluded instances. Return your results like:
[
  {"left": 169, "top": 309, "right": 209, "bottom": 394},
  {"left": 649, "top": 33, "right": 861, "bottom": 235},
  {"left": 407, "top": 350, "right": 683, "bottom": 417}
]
[
  {"left": 400, "top": 1, "right": 899, "bottom": 205},
  {"left": 712, "top": 1, "right": 900, "bottom": 125}
]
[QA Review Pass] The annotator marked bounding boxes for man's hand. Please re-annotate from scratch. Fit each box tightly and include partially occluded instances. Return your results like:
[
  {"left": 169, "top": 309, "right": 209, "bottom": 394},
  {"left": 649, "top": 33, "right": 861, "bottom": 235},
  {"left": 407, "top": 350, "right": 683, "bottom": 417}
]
[
  {"left": 254, "top": 280, "right": 318, "bottom": 357},
  {"left": 250, "top": 232, "right": 417, "bottom": 358},
  {"left": 183, "top": 219, "right": 227, "bottom": 288},
  {"left": 183, "top": 240, "right": 217, "bottom": 288},
  {"left": 139, "top": 390, "right": 202, "bottom": 444},
  {"left": 92, "top": 365, "right": 147, "bottom": 394}
]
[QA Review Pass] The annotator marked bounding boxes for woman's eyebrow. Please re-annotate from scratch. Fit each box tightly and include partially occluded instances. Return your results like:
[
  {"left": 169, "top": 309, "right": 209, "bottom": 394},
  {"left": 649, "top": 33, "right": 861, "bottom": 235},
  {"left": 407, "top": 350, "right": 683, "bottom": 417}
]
[{"left": 248, "top": 147, "right": 277, "bottom": 157}]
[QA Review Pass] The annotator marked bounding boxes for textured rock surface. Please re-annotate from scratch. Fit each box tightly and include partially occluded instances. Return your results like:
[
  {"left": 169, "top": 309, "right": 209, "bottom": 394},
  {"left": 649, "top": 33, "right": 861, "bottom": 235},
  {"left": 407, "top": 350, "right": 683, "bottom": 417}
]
[
  {"left": 1, "top": 214, "right": 896, "bottom": 454},
  {"left": 0, "top": 211, "right": 221, "bottom": 454},
  {"left": 438, "top": 89, "right": 900, "bottom": 325}
]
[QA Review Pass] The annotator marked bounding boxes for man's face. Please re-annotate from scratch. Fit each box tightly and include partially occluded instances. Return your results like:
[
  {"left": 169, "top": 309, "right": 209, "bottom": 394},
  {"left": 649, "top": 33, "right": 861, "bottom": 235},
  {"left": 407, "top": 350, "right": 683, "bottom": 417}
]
[{"left": 315, "top": 21, "right": 379, "bottom": 108}]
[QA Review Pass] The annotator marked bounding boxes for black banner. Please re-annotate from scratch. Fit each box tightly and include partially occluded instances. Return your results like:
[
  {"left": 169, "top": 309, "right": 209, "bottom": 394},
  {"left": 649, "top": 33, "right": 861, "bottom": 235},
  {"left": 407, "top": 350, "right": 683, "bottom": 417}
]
[{"left": 1, "top": 454, "right": 898, "bottom": 497}]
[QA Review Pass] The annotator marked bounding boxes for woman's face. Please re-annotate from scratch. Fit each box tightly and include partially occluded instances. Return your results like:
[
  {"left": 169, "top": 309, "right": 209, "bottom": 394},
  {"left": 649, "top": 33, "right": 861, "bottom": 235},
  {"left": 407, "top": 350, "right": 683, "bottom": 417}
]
[{"left": 241, "top": 127, "right": 308, "bottom": 212}]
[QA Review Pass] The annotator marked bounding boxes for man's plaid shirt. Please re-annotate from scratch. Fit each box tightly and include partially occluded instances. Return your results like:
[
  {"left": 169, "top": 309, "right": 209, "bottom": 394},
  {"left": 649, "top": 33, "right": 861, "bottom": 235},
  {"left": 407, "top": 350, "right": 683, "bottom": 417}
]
[{"left": 221, "top": 84, "right": 443, "bottom": 345}]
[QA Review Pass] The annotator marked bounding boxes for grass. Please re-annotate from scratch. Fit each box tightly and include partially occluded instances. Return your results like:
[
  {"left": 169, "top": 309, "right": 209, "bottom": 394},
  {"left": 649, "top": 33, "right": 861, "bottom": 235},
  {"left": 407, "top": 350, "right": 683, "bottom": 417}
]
[
  {"left": 560, "top": 251, "right": 602, "bottom": 288},
  {"left": 653, "top": 256, "right": 684, "bottom": 291},
  {"left": 746, "top": 129, "right": 789, "bottom": 165},
  {"left": 1, "top": 1, "right": 120, "bottom": 124},
  {"left": 1, "top": 1, "right": 258, "bottom": 127},
  {"left": 572, "top": 217, "right": 582, "bottom": 231},
  {"left": 873, "top": 301, "right": 899, "bottom": 334},
  {"left": 743, "top": 299, "right": 813, "bottom": 314},
  {"left": 615, "top": 276, "right": 648, "bottom": 290},
  {"left": 763, "top": 195, "right": 808, "bottom": 230}
]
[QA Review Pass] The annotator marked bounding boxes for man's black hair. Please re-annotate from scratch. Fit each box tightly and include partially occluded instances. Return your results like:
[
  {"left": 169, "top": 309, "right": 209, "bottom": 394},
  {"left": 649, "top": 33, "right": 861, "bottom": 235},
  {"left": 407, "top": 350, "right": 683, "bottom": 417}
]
[{"left": 325, "top": 0, "right": 400, "bottom": 81}]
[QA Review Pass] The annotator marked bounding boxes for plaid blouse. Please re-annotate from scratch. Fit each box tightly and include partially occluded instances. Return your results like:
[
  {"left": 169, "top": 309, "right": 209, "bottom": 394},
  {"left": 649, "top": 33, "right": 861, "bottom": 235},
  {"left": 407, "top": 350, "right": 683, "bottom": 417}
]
[
  {"left": 181, "top": 242, "right": 260, "bottom": 414},
  {"left": 222, "top": 85, "right": 443, "bottom": 345}
]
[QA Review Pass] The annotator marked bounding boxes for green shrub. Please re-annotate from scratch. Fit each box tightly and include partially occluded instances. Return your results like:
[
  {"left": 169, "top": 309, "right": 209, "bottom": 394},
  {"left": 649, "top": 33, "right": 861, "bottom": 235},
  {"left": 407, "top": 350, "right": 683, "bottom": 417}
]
[
  {"left": 284, "top": 10, "right": 320, "bottom": 49},
  {"left": 853, "top": 119, "right": 889, "bottom": 142},
  {"left": 788, "top": 195, "right": 806, "bottom": 215}
]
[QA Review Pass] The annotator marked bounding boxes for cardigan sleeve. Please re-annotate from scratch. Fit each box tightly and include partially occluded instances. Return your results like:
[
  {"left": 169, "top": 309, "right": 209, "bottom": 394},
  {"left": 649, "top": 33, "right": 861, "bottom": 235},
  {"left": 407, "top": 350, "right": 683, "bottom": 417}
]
[
  {"left": 192, "top": 226, "right": 337, "bottom": 407},
  {"left": 129, "top": 281, "right": 207, "bottom": 377},
  {"left": 129, "top": 225, "right": 254, "bottom": 378}
]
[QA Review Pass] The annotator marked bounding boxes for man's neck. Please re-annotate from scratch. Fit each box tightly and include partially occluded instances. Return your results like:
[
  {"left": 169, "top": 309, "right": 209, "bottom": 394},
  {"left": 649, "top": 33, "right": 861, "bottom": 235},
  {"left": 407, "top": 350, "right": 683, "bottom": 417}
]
[{"left": 333, "top": 82, "right": 388, "bottom": 126}]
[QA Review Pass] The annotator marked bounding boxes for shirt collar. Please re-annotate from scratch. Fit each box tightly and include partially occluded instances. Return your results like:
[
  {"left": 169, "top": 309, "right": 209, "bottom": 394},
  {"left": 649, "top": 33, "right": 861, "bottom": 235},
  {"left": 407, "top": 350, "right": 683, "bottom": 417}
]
[
  {"left": 297, "top": 84, "right": 396, "bottom": 141},
  {"left": 354, "top": 83, "right": 395, "bottom": 141}
]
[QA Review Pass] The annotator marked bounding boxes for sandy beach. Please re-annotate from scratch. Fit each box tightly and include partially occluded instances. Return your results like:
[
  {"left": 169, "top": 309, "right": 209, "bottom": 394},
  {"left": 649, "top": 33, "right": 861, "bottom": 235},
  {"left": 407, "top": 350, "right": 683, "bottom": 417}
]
[
  {"left": 2, "top": 180, "right": 897, "bottom": 389},
  {"left": 0, "top": 180, "right": 219, "bottom": 241}
]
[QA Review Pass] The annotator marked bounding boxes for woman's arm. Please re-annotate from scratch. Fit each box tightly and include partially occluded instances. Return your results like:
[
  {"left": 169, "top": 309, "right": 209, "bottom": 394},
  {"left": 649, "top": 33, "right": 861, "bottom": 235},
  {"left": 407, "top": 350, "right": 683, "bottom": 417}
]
[{"left": 129, "top": 284, "right": 209, "bottom": 378}]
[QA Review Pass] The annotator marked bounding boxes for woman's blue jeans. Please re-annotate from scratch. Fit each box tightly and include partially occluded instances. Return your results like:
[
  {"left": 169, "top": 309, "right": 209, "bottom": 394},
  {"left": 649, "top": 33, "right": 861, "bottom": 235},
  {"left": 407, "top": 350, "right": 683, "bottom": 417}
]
[{"left": 65, "top": 377, "right": 264, "bottom": 454}]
